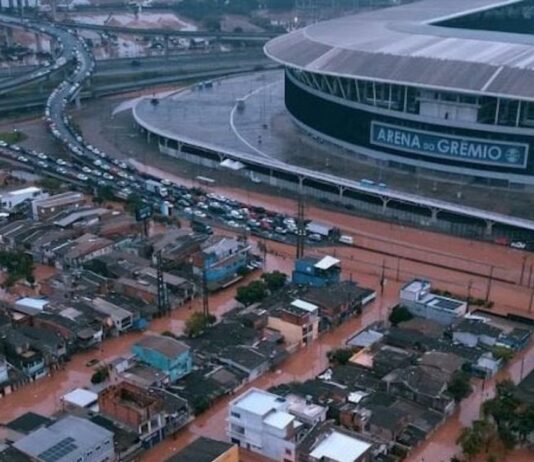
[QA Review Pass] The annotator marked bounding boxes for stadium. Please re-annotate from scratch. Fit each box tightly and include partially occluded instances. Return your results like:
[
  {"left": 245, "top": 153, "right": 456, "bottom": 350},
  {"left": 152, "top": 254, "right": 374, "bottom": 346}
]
[{"left": 264, "top": 0, "right": 534, "bottom": 185}]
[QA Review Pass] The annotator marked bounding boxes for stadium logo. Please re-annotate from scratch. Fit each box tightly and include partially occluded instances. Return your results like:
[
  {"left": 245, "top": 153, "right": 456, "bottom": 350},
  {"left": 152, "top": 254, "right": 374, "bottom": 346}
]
[
  {"left": 370, "top": 122, "right": 528, "bottom": 168},
  {"left": 505, "top": 148, "right": 522, "bottom": 164}
]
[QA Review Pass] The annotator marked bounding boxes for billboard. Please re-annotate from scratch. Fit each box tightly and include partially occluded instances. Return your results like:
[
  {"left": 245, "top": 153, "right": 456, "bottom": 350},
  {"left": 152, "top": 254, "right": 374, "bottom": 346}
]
[
  {"left": 370, "top": 121, "right": 529, "bottom": 168},
  {"left": 135, "top": 205, "right": 153, "bottom": 222}
]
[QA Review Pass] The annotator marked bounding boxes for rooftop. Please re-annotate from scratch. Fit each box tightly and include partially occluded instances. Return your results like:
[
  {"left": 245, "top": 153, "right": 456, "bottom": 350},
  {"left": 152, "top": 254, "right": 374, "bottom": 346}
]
[
  {"left": 6, "top": 413, "right": 52, "bottom": 435},
  {"left": 309, "top": 429, "right": 371, "bottom": 462},
  {"left": 231, "top": 388, "right": 286, "bottom": 416},
  {"left": 165, "top": 437, "right": 234, "bottom": 462},
  {"left": 14, "top": 415, "right": 112, "bottom": 462},
  {"left": 62, "top": 388, "right": 98, "bottom": 408},
  {"left": 314, "top": 256, "right": 340, "bottom": 270},
  {"left": 265, "top": 0, "right": 534, "bottom": 100},
  {"left": 263, "top": 410, "right": 295, "bottom": 429},
  {"left": 134, "top": 334, "right": 190, "bottom": 359}
]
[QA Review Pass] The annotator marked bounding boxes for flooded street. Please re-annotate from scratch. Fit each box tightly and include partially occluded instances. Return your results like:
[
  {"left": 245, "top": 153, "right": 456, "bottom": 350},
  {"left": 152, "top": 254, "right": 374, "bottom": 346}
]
[{"left": 0, "top": 164, "right": 532, "bottom": 461}]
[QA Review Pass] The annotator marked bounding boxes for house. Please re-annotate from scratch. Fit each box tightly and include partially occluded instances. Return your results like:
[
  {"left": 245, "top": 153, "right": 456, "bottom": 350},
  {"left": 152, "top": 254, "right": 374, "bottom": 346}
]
[
  {"left": 17, "top": 325, "right": 68, "bottom": 365},
  {"left": 90, "top": 297, "right": 134, "bottom": 334},
  {"left": 165, "top": 437, "right": 238, "bottom": 462},
  {"left": 471, "top": 352, "right": 503, "bottom": 378},
  {"left": 1, "top": 186, "right": 47, "bottom": 211},
  {"left": 419, "top": 351, "right": 466, "bottom": 380},
  {"left": 132, "top": 334, "right": 192, "bottom": 382},
  {"left": 14, "top": 415, "right": 114, "bottom": 462},
  {"left": 292, "top": 256, "right": 341, "bottom": 288},
  {"left": 31, "top": 191, "right": 86, "bottom": 221},
  {"left": 98, "top": 383, "right": 189, "bottom": 446},
  {"left": 52, "top": 233, "right": 114, "bottom": 269},
  {"left": 2, "top": 330, "right": 47, "bottom": 380},
  {"left": 136, "top": 267, "right": 196, "bottom": 306},
  {"left": 98, "top": 381, "right": 166, "bottom": 448},
  {"left": 400, "top": 279, "right": 467, "bottom": 325},
  {"left": 302, "top": 281, "right": 376, "bottom": 327},
  {"left": 267, "top": 298, "right": 319, "bottom": 348},
  {"left": 297, "top": 422, "right": 374, "bottom": 462},
  {"left": 193, "top": 236, "right": 251, "bottom": 290},
  {"left": 452, "top": 319, "right": 503, "bottom": 348},
  {"left": 382, "top": 365, "right": 455, "bottom": 414},
  {"left": 218, "top": 345, "right": 269, "bottom": 382},
  {"left": 228, "top": 388, "right": 322, "bottom": 462}
]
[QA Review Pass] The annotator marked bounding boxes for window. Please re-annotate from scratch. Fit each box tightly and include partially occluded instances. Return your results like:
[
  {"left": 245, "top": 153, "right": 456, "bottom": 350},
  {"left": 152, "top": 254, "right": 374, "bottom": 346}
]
[
  {"left": 231, "top": 411, "right": 241, "bottom": 419},
  {"left": 285, "top": 448, "right": 292, "bottom": 455}
]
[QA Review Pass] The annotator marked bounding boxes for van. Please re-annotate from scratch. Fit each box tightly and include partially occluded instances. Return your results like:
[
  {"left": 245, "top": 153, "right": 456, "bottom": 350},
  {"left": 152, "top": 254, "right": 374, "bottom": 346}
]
[{"left": 339, "top": 235, "right": 354, "bottom": 245}]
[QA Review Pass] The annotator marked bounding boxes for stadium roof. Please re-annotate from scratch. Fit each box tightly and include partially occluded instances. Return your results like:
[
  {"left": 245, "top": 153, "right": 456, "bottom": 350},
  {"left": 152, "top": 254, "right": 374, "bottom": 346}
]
[{"left": 264, "top": 0, "right": 534, "bottom": 100}]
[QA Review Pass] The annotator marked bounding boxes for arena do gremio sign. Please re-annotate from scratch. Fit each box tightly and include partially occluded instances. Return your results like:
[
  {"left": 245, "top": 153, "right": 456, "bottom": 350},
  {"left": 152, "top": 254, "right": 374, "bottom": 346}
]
[{"left": 370, "top": 121, "right": 528, "bottom": 168}]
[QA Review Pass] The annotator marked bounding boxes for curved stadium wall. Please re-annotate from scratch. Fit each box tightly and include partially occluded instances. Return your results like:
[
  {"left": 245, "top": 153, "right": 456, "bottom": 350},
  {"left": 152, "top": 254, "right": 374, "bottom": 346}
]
[{"left": 284, "top": 68, "right": 534, "bottom": 184}]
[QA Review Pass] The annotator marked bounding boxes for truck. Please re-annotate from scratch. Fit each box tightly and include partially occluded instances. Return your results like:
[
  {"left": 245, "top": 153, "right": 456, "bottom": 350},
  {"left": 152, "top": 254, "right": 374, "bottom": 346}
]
[
  {"left": 191, "top": 219, "right": 213, "bottom": 234},
  {"left": 339, "top": 235, "right": 354, "bottom": 245},
  {"left": 145, "top": 179, "right": 168, "bottom": 197}
]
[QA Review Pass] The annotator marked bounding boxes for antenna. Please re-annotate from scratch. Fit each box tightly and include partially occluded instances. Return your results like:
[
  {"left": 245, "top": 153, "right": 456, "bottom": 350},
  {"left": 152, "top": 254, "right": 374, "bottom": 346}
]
[
  {"left": 202, "top": 262, "right": 209, "bottom": 318},
  {"left": 296, "top": 193, "right": 306, "bottom": 260},
  {"left": 156, "top": 250, "right": 170, "bottom": 314}
]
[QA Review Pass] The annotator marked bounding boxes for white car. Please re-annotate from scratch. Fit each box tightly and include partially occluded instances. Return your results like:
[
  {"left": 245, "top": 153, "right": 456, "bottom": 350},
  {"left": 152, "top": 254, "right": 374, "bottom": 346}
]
[
  {"left": 76, "top": 173, "right": 89, "bottom": 181},
  {"left": 56, "top": 158, "right": 67, "bottom": 166},
  {"left": 17, "top": 155, "right": 29, "bottom": 163},
  {"left": 511, "top": 241, "right": 527, "bottom": 250}
]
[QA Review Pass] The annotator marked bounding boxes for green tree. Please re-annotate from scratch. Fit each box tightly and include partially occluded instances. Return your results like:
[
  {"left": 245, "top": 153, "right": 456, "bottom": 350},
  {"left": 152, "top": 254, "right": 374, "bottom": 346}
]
[
  {"left": 261, "top": 270, "right": 287, "bottom": 292},
  {"left": 38, "top": 177, "right": 62, "bottom": 192},
  {"left": 184, "top": 312, "right": 216, "bottom": 338},
  {"left": 448, "top": 371, "right": 472, "bottom": 402},
  {"left": 388, "top": 305, "right": 413, "bottom": 326},
  {"left": 95, "top": 185, "right": 115, "bottom": 203},
  {"left": 235, "top": 280, "right": 267, "bottom": 306},
  {"left": 0, "top": 250, "right": 34, "bottom": 287},
  {"left": 457, "top": 426, "right": 484, "bottom": 460},
  {"left": 327, "top": 348, "right": 354, "bottom": 366},
  {"left": 90, "top": 366, "right": 109, "bottom": 384},
  {"left": 491, "top": 346, "right": 514, "bottom": 363},
  {"left": 457, "top": 420, "right": 496, "bottom": 460}
]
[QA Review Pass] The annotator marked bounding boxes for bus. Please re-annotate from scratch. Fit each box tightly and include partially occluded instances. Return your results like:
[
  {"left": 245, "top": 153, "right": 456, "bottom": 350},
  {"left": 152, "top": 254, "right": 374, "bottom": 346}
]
[{"left": 196, "top": 176, "right": 216, "bottom": 186}]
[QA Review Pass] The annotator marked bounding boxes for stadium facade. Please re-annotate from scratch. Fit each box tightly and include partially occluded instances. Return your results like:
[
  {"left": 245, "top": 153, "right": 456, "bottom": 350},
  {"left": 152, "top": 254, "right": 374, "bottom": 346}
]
[{"left": 264, "top": 0, "right": 534, "bottom": 185}]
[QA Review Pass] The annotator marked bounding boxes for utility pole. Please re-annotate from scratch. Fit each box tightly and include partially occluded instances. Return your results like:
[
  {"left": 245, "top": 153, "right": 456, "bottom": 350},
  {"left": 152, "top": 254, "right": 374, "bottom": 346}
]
[
  {"left": 467, "top": 279, "right": 473, "bottom": 313},
  {"left": 485, "top": 265, "right": 494, "bottom": 303},
  {"left": 380, "top": 259, "right": 386, "bottom": 295},
  {"left": 520, "top": 254, "right": 527, "bottom": 286},
  {"left": 202, "top": 264, "right": 210, "bottom": 318},
  {"left": 156, "top": 251, "right": 170, "bottom": 315},
  {"left": 295, "top": 194, "right": 306, "bottom": 260}
]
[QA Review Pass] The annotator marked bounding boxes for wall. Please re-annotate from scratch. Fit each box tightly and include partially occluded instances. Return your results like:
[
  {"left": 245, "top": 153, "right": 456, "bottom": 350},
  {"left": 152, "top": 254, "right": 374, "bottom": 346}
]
[
  {"left": 285, "top": 72, "right": 534, "bottom": 177},
  {"left": 268, "top": 316, "right": 318, "bottom": 348},
  {"left": 213, "top": 445, "right": 240, "bottom": 462}
]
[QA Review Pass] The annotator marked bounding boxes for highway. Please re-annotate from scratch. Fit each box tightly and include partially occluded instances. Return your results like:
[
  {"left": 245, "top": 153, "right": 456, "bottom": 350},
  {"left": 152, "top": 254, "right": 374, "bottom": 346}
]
[
  {"left": 0, "top": 15, "right": 70, "bottom": 95},
  {"left": 2, "top": 13, "right": 534, "bottom": 242},
  {"left": 61, "top": 20, "right": 276, "bottom": 41}
]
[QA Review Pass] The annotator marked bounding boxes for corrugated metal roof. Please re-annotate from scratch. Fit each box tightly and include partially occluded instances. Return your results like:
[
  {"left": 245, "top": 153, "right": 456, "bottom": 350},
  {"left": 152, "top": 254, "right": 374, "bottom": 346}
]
[{"left": 265, "top": 0, "right": 534, "bottom": 99}]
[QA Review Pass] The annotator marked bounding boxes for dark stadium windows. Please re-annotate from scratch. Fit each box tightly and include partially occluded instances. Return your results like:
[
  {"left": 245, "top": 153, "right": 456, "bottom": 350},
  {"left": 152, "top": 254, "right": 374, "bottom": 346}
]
[
  {"left": 497, "top": 99, "right": 520, "bottom": 126},
  {"left": 521, "top": 102, "right": 534, "bottom": 127}
]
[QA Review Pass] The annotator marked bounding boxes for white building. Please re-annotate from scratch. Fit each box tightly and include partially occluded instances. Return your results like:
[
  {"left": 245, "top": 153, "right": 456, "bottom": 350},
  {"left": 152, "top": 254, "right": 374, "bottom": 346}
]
[
  {"left": 400, "top": 279, "right": 467, "bottom": 325},
  {"left": 308, "top": 428, "right": 373, "bottom": 462},
  {"left": 0, "top": 356, "right": 8, "bottom": 384},
  {"left": 227, "top": 388, "right": 326, "bottom": 462},
  {"left": 0, "top": 0, "right": 39, "bottom": 9},
  {"left": 1, "top": 187, "right": 47, "bottom": 212},
  {"left": 14, "top": 415, "right": 115, "bottom": 462}
]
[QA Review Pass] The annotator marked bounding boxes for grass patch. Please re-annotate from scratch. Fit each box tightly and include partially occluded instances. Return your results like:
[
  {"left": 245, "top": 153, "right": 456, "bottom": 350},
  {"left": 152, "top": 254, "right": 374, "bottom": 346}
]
[{"left": 0, "top": 131, "right": 28, "bottom": 144}]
